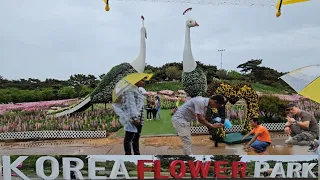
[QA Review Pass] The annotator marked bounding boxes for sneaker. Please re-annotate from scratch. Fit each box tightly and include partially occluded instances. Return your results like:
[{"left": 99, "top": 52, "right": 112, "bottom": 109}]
[
  {"left": 285, "top": 136, "right": 293, "bottom": 144},
  {"left": 308, "top": 143, "right": 317, "bottom": 152}
]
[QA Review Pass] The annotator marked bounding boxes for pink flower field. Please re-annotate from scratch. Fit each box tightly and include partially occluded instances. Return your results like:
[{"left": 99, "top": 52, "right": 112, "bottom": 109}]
[{"left": 0, "top": 99, "right": 79, "bottom": 115}]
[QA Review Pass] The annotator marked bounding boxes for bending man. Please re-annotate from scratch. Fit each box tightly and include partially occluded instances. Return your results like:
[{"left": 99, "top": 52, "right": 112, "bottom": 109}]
[{"left": 172, "top": 95, "right": 226, "bottom": 155}]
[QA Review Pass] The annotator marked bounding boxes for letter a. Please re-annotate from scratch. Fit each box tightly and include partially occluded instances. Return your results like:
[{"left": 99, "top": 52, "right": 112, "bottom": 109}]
[{"left": 109, "top": 159, "right": 130, "bottom": 179}]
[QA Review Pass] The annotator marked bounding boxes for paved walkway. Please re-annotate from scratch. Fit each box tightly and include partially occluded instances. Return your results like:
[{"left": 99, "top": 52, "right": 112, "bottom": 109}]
[{"left": 0, "top": 134, "right": 314, "bottom": 155}]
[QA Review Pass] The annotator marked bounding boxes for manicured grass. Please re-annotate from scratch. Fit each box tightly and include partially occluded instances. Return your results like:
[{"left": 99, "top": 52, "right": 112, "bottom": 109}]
[{"left": 116, "top": 109, "right": 176, "bottom": 136}]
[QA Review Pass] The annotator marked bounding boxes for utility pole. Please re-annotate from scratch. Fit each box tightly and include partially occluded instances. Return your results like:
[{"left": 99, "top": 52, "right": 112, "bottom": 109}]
[{"left": 218, "top": 49, "right": 225, "bottom": 70}]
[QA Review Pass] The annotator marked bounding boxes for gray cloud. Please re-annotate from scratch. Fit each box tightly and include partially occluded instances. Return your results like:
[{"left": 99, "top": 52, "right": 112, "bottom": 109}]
[{"left": 0, "top": 0, "right": 319, "bottom": 80}]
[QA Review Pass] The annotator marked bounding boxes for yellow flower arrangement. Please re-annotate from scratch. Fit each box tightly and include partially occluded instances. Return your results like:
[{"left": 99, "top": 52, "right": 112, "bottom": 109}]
[{"left": 207, "top": 82, "right": 259, "bottom": 138}]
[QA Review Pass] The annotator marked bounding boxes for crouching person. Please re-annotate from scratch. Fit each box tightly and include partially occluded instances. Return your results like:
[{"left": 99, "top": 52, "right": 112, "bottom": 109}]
[
  {"left": 242, "top": 118, "right": 271, "bottom": 154},
  {"left": 284, "top": 104, "right": 319, "bottom": 147}
]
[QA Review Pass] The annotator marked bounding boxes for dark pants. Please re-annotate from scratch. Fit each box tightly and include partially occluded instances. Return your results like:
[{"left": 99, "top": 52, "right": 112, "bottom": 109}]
[
  {"left": 152, "top": 108, "right": 157, "bottom": 119},
  {"left": 124, "top": 125, "right": 142, "bottom": 155},
  {"left": 251, "top": 140, "right": 271, "bottom": 153},
  {"left": 146, "top": 108, "right": 152, "bottom": 119}
]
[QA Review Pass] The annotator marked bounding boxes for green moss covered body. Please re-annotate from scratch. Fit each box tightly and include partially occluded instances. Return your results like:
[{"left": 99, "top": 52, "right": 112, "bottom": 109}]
[
  {"left": 90, "top": 63, "right": 137, "bottom": 103},
  {"left": 182, "top": 67, "right": 207, "bottom": 97}
]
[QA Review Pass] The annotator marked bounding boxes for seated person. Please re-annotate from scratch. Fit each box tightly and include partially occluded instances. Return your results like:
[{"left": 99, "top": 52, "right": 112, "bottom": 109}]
[
  {"left": 284, "top": 104, "right": 319, "bottom": 146},
  {"left": 242, "top": 118, "right": 272, "bottom": 154}
]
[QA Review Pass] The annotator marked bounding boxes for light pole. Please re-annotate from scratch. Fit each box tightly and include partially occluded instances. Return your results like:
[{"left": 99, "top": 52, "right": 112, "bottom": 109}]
[{"left": 218, "top": 49, "right": 225, "bottom": 70}]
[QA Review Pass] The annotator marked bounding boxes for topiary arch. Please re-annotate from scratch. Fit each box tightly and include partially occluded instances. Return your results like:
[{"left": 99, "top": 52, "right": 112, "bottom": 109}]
[{"left": 206, "top": 82, "right": 260, "bottom": 139}]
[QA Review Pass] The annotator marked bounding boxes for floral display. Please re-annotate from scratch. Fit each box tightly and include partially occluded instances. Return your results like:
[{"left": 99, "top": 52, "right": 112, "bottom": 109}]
[
  {"left": 0, "top": 99, "right": 78, "bottom": 115},
  {"left": 0, "top": 108, "right": 121, "bottom": 133},
  {"left": 159, "top": 90, "right": 174, "bottom": 96},
  {"left": 207, "top": 82, "right": 260, "bottom": 138}
]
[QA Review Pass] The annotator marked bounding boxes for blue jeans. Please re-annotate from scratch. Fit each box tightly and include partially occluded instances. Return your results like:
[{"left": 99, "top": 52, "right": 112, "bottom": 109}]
[{"left": 251, "top": 140, "right": 270, "bottom": 153}]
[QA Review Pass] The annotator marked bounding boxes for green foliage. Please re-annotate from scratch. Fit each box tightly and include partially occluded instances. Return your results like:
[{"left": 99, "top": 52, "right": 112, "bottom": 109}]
[
  {"left": 258, "top": 95, "right": 289, "bottom": 123},
  {"left": 182, "top": 67, "right": 207, "bottom": 97},
  {"left": 90, "top": 63, "right": 137, "bottom": 103},
  {"left": 165, "top": 66, "right": 182, "bottom": 80},
  {"left": 58, "top": 86, "right": 76, "bottom": 99},
  {"left": 145, "top": 82, "right": 183, "bottom": 92},
  {"left": 0, "top": 59, "right": 295, "bottom": 103}
]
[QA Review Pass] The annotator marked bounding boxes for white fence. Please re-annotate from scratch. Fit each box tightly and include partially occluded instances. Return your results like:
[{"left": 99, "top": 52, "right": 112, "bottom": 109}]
[{"left": 0, "top": 122, "right": 318, "bottom": 140}]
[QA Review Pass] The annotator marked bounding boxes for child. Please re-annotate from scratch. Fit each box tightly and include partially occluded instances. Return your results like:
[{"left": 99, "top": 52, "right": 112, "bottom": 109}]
[{"left": 242, "top": 118, "right": 272, "bottom": 154}]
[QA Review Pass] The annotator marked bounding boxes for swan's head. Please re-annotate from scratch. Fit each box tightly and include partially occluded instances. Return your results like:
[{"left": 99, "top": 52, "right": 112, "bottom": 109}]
[
  {"left": 140, "top": 16, "right": 147, "bottom": 39},
  {"left": 141, "top": 27, "right": 147, "bottom": 39},
  {"left": 186, "top": 19, "right": 199, "bottom": 28}
]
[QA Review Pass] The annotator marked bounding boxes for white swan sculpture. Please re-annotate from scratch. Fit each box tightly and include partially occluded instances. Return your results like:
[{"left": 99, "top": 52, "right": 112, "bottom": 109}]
[
  {"left": 55, "top": 16, "right": 147, "bottom": 117},
  {"left": 181, "top": 8, "right": 208, "bottom": 97}
]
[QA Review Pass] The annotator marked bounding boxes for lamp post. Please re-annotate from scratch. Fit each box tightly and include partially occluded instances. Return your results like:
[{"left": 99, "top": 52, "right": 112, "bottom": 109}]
[{"left": 218, "top": 49, "right": 225, "bottom": 70}]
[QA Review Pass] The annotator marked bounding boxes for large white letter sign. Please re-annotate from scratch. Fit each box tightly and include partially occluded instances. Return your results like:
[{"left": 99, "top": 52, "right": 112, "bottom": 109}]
[
  {"left": 270, "top": 162, "right": 286, "bottom": 178},
  {"left": 254, "top": 162, "right": 269, "bottom": 178},
  {"left": 302, "top": 163, "right": 317, "bottom": 178},
  {"left": 287, "top": 162, "right": 302, "bottom": 178},
  {"left": 63, "top": 157, "right": 84, "bottom": 180},
  {"left": 88, "top": 157, "right": 107, "bottom": 179},
  {"left": 109, "top": 159, "right": 130, "bottom": 179},
  {"left": 2, "top": 156, "right": 29, "bottom": 180},
  {"left": 36, "top": 156, "right": 59, "bottom": 179}
]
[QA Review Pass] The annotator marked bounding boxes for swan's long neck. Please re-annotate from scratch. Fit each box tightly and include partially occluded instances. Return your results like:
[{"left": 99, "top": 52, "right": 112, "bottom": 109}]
[
  {"left": 183, "top": 26, "right": 197, "bottom": 73},
  {"left": 130, "top": 30, "right": 146, "bottom": 73}
]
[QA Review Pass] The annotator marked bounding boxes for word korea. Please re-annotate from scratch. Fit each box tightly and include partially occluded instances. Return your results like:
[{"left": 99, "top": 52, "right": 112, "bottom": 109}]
[{"left": 1, "top": 156, "right": 317, "bottom": 179}]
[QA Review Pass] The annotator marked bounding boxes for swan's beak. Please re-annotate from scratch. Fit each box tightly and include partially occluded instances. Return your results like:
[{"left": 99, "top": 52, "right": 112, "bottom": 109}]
[
  {"left": 145, "top": 32, "right": 147, "bottom": 39},
  {"left": 194, "top": 21, "right": 199, "bottom": 26}
]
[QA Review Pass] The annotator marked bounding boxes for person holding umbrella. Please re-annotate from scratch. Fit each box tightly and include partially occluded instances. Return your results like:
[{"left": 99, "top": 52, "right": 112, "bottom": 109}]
[{"left": 112, "top": 73, "right": 153, "bottom": 155}]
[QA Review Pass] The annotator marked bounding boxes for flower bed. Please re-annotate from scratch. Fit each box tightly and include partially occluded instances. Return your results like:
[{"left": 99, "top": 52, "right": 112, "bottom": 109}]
[
  {"left": 0, "top": 108, "right": 121, "bottom": 133},
  {"left": 0, "top": 99, "right": 79, "bottom": 115}
]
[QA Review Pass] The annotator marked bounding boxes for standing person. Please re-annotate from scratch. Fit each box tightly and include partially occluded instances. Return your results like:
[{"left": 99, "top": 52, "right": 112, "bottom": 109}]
[
  {"left": 146, "top": 96, "right": 153, "bottom": 121},
  {"left": 242, "top": 118, "right": 272, "bottom": 154},
  {"left": 154, "top": 95, "right": 161, "bottom": 120},
  {"left": 112, "top": 75, "right": 150, "bottom": 155},
  {"left": 284, "top": 104, "right": 319, "bottom": 147},
  {"left": 172, "top": 95, "right": 226, "bottom": 155}
]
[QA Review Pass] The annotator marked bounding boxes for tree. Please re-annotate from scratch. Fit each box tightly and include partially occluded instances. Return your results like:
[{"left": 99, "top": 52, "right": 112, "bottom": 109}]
[
  {"left": 258, "top": 95, "right": 289, "bottom": 122},
  {"left": 165, "top": 66, "right": 182, "bottom": 80},
  {"left": 237, "top": 59, "right": 262, "bottom": 74},
  {"left": 58, "top": 86, "right": 76, "bottom": 99}
]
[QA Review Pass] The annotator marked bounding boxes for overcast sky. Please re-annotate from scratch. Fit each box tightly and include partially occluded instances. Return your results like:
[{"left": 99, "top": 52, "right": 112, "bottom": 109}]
[{"left": 0, "top": 0, "right": 319, "bottom": 80}]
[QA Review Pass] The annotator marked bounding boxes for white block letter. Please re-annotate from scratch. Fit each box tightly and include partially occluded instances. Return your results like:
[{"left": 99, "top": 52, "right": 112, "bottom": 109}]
[
  {"left": 36, "top": 156, "right": 59, "bottom": 179},
  {"left": 270, "top": 162, "right": 286, "bottom": 178},
  {"left": 2, "top": 156, "right": 29, "bottom": 180},
  {"left": 88, "top": 157, "right": 107, "bottom": 179},
  {"left": 63, "top": 157, "right": 84, "bottom": 180},
  {"left": 254, "top": 162, "right": 269, "bottom": 178},
  {"left": 287, "top": 162, "right": 301, "bottom": 178},
  {"left": 302, "top": 163, "right": 317, "bottom": 178},
  {"left": 109, "top": 159, "right": 130, "bottom": 179}
]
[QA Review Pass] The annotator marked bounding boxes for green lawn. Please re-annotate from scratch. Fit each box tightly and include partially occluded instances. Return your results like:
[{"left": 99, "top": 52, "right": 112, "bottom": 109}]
[{"left": 116, "top": 109, "right": 176, "bottom": 136}]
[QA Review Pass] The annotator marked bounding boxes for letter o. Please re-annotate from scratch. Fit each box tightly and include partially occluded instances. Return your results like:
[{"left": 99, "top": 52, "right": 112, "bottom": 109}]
[
  {"left": 169, "top": 160, "right": 186, "bottom": 178},
  {"left": 36, "top": 156, "right": 59, "bottom": 179}
]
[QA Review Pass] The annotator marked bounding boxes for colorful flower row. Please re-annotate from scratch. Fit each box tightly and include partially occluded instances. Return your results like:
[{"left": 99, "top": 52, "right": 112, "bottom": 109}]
[
  {"left": 0, "top": 99, "right": 79, "bottom": 115},
  {"left": 0, "top": 108, "right": 121, "bottom": 133}
]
